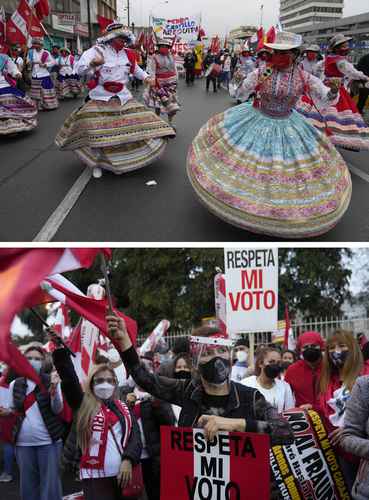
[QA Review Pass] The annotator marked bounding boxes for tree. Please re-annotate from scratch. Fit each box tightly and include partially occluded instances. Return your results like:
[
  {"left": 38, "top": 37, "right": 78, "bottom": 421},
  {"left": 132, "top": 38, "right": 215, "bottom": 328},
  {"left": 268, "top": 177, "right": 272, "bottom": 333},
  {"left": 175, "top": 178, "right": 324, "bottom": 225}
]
[
  {"left": 279, "top": 249, "right": 352, "bottom": 319},
  {"left": 17, "top": 248, "right": 353, "bottom": 340}
]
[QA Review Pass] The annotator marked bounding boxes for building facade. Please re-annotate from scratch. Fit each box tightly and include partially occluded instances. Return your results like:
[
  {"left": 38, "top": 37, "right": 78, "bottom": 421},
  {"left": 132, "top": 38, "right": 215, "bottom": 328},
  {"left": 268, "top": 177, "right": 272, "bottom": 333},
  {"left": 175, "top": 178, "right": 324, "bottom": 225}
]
[
  {"left": 280, "top": 0, "right": 344, "bottom": 30},
  {"left": 294, "top": 12, "right": 369, "bottom": 61}
]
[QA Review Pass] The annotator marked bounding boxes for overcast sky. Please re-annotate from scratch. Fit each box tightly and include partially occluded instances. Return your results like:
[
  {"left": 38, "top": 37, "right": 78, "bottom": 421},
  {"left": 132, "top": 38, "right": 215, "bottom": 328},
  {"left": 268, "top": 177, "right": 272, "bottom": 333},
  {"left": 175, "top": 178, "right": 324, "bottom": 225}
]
[{"left": 125, "top": 0, "right": 369, "bottom": 36}]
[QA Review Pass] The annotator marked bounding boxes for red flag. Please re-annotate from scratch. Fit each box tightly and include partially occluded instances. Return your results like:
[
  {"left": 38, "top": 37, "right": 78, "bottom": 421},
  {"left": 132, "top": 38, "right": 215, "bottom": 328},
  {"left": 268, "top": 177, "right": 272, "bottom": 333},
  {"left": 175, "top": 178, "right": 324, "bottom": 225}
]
[
  {"left": 97, "top": 14, "right": 113, "bottom": 33},
  {"left": 6, "top": 0, "right": 44, "bottom": 45},
  {"left": 197, "top": 26, "right": 205, "bottom": 42},
  {"left": 283, "top": 303, "right": 291, "bottom": 349},
  {"left": 30, "top": 0, "right": 50, "bottom": 20},
  {"left": 266, "top": 26, "right": 276, "bottom": 43},
  {"left": 210, "top": 36, "right": 220, "bottom": 54},
  {"left": 0, "top": 249, "right": 110, "bottom": 384},
  {"left": 0, "top": 7, "right": 6, "bottom": 45}
]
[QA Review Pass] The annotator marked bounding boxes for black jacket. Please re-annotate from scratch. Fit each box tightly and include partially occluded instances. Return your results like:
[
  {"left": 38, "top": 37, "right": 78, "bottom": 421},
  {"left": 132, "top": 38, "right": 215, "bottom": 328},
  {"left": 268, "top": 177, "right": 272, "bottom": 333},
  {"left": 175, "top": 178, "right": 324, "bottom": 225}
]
[
  {"left": 121, "top": 347, "right": 294, "bottom": 446},
  {"left": 139, "top": 398, "right": 176, "bottom": 458},
  {"left": 52, "top": 348, "right": 142, "bottom": 466},
  {"left": 357, "top": 54, "right": 369, "bottom": 77}
]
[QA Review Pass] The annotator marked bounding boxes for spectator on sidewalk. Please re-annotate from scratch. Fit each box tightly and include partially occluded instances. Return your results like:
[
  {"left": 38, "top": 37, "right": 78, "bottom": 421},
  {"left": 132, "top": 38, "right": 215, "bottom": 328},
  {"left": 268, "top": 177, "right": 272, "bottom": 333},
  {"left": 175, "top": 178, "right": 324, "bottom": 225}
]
[{"left": 284, "top": 331, "right": 324, "bottom": 410}]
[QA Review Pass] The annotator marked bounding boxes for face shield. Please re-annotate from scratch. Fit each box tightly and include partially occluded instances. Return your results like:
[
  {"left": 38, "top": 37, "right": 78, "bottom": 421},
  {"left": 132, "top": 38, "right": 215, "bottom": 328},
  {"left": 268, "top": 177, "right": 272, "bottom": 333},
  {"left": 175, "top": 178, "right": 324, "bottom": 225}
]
[{"left": 190, "top": 335, "right": 234, "bottom": 385}]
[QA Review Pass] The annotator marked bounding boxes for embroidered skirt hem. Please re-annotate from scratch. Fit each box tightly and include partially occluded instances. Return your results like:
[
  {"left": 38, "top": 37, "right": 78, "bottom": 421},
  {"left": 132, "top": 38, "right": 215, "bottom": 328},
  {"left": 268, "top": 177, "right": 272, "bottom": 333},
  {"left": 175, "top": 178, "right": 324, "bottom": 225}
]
[{"left": 186, "top": 103, "right": 352, "bottom": 239}]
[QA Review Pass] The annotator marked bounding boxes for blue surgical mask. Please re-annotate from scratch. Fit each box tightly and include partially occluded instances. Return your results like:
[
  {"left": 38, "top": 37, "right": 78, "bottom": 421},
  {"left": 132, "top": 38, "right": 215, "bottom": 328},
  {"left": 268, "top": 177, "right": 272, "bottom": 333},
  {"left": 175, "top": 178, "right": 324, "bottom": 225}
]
[{"left": 29, "top": 359, "right": 42, "bottom": 373}]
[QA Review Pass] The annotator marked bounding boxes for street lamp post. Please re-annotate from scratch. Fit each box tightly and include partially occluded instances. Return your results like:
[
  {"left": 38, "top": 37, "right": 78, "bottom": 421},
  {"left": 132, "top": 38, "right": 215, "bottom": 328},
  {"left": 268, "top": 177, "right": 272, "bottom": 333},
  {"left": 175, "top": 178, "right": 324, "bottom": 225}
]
[
  {"left": 127, "top": 0, "right": 130, "bottom": 27},
  {"left": 87, "top": 0, "right": 92, "bottom": 46}
]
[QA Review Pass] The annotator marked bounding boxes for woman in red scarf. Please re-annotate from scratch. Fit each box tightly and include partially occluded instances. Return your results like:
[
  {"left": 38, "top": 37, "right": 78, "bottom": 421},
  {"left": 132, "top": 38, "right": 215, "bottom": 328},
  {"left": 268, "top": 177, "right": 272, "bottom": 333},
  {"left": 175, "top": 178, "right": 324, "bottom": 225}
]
[{"left": 52, "top": 344, "right": 142, "bottom": 500}]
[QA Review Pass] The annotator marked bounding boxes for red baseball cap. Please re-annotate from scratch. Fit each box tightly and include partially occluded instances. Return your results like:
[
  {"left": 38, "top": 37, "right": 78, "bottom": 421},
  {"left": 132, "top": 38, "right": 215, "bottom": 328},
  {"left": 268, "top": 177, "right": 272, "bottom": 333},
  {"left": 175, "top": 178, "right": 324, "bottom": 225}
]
[{"left": 297, "top": 331, "right": 325, "bottom": 350}]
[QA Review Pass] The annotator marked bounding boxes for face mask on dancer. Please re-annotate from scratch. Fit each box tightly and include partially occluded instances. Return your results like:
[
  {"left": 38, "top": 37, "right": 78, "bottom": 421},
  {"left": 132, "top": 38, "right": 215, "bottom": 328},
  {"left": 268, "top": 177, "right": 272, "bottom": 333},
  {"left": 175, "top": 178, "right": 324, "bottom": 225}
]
[
  {"left": 306, "top": 52, "right": 317, "bottom": 61},
  {"left": 272, "top": 52, "right": 293, "bottom": 70}
]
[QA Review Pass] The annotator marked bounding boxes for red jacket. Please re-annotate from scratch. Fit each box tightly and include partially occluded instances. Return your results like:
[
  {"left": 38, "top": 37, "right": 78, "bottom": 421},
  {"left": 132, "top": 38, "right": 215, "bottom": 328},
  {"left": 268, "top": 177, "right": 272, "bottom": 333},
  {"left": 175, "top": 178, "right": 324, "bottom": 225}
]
[{"left": 284, "top": 359, "right": 322, "bottom": 408}]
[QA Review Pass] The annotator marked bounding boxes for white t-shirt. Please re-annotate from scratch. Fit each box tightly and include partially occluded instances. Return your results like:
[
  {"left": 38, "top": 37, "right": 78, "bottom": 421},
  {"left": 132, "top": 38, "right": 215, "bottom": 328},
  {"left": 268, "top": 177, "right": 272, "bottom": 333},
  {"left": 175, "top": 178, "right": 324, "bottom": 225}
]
[
  {"left": 9, "top": 379, "right": 63, "bottom": 446},
  {"left": 240, "top": 375, "right": 295, "bottom": 413}
]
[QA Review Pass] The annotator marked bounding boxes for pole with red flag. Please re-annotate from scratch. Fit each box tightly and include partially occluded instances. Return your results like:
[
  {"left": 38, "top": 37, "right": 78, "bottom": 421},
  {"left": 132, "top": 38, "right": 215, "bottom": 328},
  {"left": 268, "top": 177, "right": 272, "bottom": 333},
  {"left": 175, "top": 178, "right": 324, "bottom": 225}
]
[{"left": 283, "top": 303, "right": 291, "bottom": 349}]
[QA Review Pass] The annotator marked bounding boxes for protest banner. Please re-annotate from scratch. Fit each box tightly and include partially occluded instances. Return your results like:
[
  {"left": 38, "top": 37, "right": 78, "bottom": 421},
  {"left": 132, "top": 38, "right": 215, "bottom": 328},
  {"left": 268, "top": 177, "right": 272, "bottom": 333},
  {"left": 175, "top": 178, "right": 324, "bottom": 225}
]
[
  {"left": 161, "top": 426, "right": 270, "bottom": 500},
  {"left": 224, "top": 248, "right": 278, "bottom": 336},
  {"left": 270, "top": 409, "right": 351, "bottom": 500},
  {"left": 152, "top": 14, "right": 201, "bottom": 43}
]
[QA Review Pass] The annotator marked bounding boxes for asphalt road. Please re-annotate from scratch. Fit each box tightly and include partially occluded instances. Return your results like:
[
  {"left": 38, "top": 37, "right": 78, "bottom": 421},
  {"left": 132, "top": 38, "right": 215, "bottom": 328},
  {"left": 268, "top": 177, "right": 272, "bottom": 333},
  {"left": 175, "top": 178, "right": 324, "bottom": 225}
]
[{"left": 1, "top": 80, "right": 369, "bottom": 242}]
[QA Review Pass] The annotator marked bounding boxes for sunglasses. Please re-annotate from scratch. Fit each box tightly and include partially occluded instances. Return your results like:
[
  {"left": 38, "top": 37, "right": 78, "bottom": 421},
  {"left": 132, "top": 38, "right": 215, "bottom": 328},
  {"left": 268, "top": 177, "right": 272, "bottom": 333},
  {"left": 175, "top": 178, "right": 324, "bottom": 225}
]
[{"left": 93, "top": 377, "right": 116, "bottom": 385}]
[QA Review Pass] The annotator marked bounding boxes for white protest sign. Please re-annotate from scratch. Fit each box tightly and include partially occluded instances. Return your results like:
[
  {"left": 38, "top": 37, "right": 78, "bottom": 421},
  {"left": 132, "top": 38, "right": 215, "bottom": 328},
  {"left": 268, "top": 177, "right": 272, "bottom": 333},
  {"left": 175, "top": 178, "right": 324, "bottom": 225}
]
[{"left": 224, "top": 248, "right": 278, "bottom": 336}]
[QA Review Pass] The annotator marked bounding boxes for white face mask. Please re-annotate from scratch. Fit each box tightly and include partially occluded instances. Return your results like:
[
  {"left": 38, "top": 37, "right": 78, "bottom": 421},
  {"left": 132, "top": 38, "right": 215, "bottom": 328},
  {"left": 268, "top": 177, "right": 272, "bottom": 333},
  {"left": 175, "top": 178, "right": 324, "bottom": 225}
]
[
  {"left": 236, "top": 351, "right": 248, "bottom": 363},
  {"left": 93, "top": 382, "right": 115, "bottom": 400}
]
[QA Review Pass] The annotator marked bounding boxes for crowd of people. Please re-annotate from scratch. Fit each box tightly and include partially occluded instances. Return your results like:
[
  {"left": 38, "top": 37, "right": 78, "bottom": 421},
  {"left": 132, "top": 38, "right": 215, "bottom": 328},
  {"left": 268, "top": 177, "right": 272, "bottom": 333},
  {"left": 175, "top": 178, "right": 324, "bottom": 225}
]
[
  {"left": 1, "top": 25, "right": 369, "bottom": 239},
  {"left": 1, "top": 313, "right": 369, "bottom": 500}
]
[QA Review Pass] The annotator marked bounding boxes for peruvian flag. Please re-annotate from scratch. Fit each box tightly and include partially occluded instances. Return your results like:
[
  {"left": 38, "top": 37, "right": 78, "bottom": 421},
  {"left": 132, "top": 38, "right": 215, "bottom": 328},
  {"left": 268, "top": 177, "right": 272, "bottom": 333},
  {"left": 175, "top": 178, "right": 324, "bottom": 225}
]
[
  {"left": 28, "top": 0, "right": 50, "bottom": 20},
  {"left": 6, "top": 0, "right": 44, "bottom": 45},
  {"left": 43, "top": 303, "right": 71, "bottom": 353},
  {"left": 136, "top": 31, "right": 145, "bottom": 49},
  {"left": 37, "top": 274, "right": 137, "bottom": 346},
  {"left": 210, "top": 36, "right": 221, "bottom": 55},
  {"left": 139, "top": 320, "right": 170, "bottom": 357},
  {"left": 214, "top": 273, "right": 227, "bottom": 335},
  {"left": 160, "top": 427, "right": 270, "bottom": 500},
  {"left": 0, "top": 248, "right": 106, "bottom": 385}
]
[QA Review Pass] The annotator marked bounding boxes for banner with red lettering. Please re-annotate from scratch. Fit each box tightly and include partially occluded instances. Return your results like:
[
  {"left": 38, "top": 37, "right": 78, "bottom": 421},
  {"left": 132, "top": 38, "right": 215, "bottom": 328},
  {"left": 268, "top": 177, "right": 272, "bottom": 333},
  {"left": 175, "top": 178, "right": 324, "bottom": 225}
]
[
  {"left": 224, "top": 248, "right": 278, "bottom": 336},
  {"left": 270, "top": 409, "right": 350, "bottom": 500},
  {"left": 161, "top": 427, "right": 270, "bottom": 500}
]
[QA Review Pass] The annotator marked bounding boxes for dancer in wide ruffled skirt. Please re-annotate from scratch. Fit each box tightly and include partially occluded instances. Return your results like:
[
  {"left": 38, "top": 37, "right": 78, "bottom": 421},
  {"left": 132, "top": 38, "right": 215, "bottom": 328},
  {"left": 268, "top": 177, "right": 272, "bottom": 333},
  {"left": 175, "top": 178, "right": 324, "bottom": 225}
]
[
  {"left": 55, "top": 23, "right": 175, "bottom": 179},
  {"left": 297, "top": 34, "right": 369, "bottom": 151},
  {"left": 0, "top": 53, "right": 37, "bottom": 135},
  {"left": 187, "top": 32, "right": 352, "bottom": 239}
]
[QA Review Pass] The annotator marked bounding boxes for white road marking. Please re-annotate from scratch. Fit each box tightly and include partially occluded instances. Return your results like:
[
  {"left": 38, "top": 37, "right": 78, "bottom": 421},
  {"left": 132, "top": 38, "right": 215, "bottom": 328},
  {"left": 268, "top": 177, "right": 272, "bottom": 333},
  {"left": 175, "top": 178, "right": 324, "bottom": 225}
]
[
  {"left": 348, "top": 162, "right": 369, "bottom": 184},
  {"left": 33, "top": 167, "right": 92, "bottom": 242}
]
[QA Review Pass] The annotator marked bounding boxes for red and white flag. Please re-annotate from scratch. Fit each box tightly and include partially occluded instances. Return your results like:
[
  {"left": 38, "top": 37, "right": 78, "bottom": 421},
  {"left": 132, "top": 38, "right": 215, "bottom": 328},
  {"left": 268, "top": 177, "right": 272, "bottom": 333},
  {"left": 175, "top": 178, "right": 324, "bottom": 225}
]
[
  {"left": 0, "top": 248, "right": 105, "bottom": 384},
  {"left": 214, "top": 273, "right": 227, "bottom": 335},
  {"left": 28, "top": 0, "right": 49, "bottom": 20},
  {"left": 37, "top": 273, "right": 137, "bottom": 346},
  {"left": 6, "top": 0, "right": 44, "bottom": 45},
  {"left": 139, "top": 320, "right": 170, "bottom": 357}
]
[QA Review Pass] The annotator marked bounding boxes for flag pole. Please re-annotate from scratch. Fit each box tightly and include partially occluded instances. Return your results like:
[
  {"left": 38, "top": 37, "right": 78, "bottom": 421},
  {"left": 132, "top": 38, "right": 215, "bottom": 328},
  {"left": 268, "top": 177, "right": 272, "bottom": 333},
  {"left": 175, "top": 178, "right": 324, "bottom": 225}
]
[
  {"left": 30, "top": 308, "right": 76, "bottom": 357},
  {"left": 100, "top": 253, "right": 114, "bottom": 315}
]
